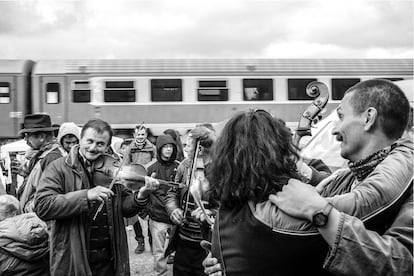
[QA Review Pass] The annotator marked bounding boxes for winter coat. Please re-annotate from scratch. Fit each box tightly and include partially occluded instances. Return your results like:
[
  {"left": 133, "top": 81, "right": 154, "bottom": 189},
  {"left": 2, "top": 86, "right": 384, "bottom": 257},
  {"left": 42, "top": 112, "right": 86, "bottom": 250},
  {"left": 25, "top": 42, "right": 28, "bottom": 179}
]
[
  {"left": 125, "top": 139, "right": 156, "bottom": 166},
  {"left": 34, "top": 145, "right": 147, "bottom": 276},
  {"left": 145, "top": 135, "right": 180, "bottom": 224},
  {"left": 0, "top": 213, "right": 49, "bottom": 276},
  {"left": 320, "top": 137, "right": 413, "bottom": 275},
  {"left": 17, "top": 141, "right": 65, "bottom": 212}
]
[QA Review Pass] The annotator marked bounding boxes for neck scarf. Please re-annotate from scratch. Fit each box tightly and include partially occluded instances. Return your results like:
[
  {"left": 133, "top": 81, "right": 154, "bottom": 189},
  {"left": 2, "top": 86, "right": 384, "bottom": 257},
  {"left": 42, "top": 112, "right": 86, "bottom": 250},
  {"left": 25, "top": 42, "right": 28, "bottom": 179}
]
[{"left": 348, "top": 144, "right": 395, "bottom": 181}]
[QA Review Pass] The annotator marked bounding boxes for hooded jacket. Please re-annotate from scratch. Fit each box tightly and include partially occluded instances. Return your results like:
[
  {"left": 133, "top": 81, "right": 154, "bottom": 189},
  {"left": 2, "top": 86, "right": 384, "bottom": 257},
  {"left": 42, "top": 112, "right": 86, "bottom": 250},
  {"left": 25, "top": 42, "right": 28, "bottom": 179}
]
[
  {"left": 146, "top": 135, "right": 180, "bottom": 223},
  {"left": 57, "top": 122, "right": 80, "bottom": 148},
  {"left": 0, "top": 213, "right": 49, "bottom": 276},
  {"left": 34, "top": 145, "right": 147, "bottom": 276}
]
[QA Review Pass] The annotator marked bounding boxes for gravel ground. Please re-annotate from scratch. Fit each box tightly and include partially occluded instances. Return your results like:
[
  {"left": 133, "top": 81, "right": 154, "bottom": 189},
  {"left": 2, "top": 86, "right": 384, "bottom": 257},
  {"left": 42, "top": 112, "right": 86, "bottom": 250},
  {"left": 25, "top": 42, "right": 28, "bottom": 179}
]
[{"left": 126, "top": 219, "right": 173, "bottom": 276}]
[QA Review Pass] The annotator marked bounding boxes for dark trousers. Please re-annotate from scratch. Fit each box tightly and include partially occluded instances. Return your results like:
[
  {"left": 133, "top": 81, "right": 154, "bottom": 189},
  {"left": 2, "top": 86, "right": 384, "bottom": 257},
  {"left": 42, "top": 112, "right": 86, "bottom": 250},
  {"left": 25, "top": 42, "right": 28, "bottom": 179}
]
[
  {"left": 89, "top": 249, "right": 114, "bottom": 276},
  {"left": 133, "top": 219, "right": 152, "bottom": 245},
  {"left": 133, "top": 220, "right": 144, "bottom": 240},
  {"left": 90, "top": 261, "right": 114, "bottom": 276},
  {"left": 173, "top": 238, "right": 207, "bottom": 276}
]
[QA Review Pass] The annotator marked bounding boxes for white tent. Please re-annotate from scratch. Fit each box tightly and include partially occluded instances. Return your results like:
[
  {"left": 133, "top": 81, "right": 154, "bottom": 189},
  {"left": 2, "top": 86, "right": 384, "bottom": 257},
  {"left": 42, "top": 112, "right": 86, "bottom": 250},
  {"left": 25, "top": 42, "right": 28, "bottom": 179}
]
[
  {"left": 394, "top": 79, "right": 413, "bottom": 106},
  {"left": 0, "top": 140, "right": 29, "bottom": 187},
  {"left": 300, "top": 111, "right": 347, "bottom": 171},
  {"left": 1, "top": 139, "right": 30, "bottom": 154}
]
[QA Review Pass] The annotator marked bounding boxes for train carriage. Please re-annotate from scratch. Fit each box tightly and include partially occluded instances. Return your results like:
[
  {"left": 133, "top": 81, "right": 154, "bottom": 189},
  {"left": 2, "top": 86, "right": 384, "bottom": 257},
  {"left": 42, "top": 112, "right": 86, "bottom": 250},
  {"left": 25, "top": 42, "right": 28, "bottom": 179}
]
[
  {"left": 0, "top": 60, "right": 34, "bottom": 140},
  {"left": 0, "top": 58, "right": 412, "bottom": 142}
]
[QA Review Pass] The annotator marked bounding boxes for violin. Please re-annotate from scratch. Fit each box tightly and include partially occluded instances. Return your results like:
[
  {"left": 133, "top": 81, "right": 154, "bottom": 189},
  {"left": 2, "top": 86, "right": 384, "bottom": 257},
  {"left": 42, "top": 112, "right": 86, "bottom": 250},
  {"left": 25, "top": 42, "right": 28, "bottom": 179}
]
[
  {"left": 185, "top": 139, "right": 214, "bottom": 225},
  {"left": 293, "top": 81, "right": 329, "bottom": 147},
  {"left": 93, "top": 122, "right": 147, "bottom": 220},
  {"left": 92, "top": 154, "right": 185, "bottom": 192}
]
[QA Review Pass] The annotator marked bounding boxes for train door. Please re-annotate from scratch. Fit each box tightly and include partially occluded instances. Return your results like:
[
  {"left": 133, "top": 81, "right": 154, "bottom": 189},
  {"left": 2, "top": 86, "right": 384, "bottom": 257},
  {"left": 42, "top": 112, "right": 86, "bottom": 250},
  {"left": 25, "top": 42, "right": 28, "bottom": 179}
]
[
  {"left": 37, "top": 76, "right": 66, "bottom": 124},
  {"left": 66, "top": 78, "right": 94, "bottom": 124},
  {"left": 0, "top": 75, "right": 17, "bottom": 137}
]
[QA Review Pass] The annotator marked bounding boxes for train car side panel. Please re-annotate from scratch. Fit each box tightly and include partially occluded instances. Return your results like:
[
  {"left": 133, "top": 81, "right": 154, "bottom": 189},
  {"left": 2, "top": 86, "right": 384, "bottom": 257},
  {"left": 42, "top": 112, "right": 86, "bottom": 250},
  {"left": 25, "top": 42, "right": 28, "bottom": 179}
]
[
  {"left": 0, "top": 75, "right": 18, "bottom": 137},
  {"left": 90, "top": 102, "right": 339, "bottom": 135},
  {"left": 35, "top": 75, "right": 66, "bottom": 123},
  {"left": 65, "top": 76, "right": 94, "bottom": 124},
  {"left": 0, "top": 60, "right": 34, "bottom": 140}
]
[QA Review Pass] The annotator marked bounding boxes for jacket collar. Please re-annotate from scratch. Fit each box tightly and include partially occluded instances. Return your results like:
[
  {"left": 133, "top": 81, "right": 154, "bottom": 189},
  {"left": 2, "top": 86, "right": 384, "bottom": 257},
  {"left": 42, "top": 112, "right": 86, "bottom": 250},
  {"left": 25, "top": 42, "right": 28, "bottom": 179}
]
[{"left": 65, "top": 144, "right": 84, "bottom": 173}]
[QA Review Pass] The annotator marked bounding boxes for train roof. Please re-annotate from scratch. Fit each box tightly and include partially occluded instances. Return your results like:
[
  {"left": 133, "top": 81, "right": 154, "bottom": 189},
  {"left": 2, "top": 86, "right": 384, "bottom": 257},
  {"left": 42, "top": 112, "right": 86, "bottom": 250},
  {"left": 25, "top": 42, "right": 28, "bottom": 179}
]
[
  {"left": 0, "top": 59, "right": 34, "bottom": 74},
  {"left": 32, "top": 58, "right": 414, "bottom": 76}
]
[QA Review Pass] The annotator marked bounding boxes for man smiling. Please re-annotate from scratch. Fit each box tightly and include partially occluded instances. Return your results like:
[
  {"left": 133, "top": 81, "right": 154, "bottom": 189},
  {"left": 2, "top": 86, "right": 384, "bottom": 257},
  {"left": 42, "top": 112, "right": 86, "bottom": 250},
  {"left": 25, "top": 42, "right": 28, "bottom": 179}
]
[
  {"left": 203, "top": 79, "right": 413, "bottom": 276},
  {"left": 34, "top": 118, "right": 160, "bottom": 276}
]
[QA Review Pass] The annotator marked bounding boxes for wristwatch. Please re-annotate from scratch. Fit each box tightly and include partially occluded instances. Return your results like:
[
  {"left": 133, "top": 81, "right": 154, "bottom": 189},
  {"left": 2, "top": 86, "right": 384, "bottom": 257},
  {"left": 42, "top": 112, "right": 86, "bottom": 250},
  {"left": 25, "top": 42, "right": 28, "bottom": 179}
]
[{"left": 312, "top": 202, "right": 334, "bottom": 227}]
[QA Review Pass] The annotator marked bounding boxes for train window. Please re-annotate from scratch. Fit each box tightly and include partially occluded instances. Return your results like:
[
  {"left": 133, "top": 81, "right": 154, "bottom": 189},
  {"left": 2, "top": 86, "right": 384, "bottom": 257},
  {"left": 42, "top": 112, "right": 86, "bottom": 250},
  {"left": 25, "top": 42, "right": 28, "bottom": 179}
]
[
  {"left": 198, "top": 80, "right": 228, "bottom": 101},
  {"left": 104, "top": 81, "right": 135, "bottom": 102},
  {"left": 46, "top": 83, "right": 60, "bottom": 104},
  {"left": 151, "top": 79, "right": 182, "bottom": 102},
  {"left": 0, "top": 82, "right": 10, "bottom": 104},
  {"left": 243, "top": 79, "right": 273, "bottom": 101},
  {"left": 106, "top": 81, "right": 134, "bottom": 89},
  {"left": 288, "top": 79, "right": 317, "bottom": 100},
  {"left": 72, "top": 81, "right": 91, "bottom": 103},
  {"left": 331, "top": 78, "right": 360, "bottom": 100}
]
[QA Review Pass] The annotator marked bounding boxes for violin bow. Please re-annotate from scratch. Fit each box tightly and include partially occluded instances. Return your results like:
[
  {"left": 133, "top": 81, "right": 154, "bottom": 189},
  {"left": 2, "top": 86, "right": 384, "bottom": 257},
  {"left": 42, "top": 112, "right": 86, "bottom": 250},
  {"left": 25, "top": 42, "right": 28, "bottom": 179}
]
[
  {"left": 183, "top": 139, "right": 201, "bottom": 217},
  {"left": 184, "top": 139, "right": 214, "bottom": 225},
  {"left": 92, "top": 122, "right": 145, "bottom": 220}
]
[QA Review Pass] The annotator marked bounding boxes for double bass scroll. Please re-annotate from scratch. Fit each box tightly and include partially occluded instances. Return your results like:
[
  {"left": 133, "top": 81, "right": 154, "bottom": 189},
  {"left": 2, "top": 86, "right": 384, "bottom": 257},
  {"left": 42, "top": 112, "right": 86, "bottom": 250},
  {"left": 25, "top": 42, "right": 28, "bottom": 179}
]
[{"left": 293, "top": 81, "right": 329, "bottom": 147}]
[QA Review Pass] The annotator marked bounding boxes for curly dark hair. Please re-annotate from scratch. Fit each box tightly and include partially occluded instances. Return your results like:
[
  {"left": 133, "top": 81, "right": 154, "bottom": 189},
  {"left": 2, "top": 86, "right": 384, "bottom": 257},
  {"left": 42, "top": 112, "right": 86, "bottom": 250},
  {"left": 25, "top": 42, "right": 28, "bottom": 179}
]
[{"left": 209, "top": 110, "right": 300, "bottom": 208}]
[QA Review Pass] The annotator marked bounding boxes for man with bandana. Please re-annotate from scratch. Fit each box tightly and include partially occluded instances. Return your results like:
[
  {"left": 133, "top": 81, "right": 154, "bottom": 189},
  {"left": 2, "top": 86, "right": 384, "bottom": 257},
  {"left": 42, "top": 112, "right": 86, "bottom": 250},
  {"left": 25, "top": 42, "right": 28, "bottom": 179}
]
[{"left": 203, "top": 79, "right": 413, "bottom": 275}]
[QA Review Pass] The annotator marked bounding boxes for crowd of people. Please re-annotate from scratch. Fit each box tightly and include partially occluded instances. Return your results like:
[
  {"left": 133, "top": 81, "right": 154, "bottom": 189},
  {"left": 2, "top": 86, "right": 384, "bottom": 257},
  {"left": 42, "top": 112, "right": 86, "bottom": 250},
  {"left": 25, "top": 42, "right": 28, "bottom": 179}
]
[{"left": 0, "top": 78, "right": 412, "bottom": 276}]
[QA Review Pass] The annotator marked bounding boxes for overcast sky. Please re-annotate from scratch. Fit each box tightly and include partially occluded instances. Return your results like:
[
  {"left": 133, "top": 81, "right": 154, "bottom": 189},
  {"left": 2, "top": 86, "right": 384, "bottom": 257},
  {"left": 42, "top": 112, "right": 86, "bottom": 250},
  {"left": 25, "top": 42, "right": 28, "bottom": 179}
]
[{"left": 1, "top": 0, "right": 413, "bottom": 59}]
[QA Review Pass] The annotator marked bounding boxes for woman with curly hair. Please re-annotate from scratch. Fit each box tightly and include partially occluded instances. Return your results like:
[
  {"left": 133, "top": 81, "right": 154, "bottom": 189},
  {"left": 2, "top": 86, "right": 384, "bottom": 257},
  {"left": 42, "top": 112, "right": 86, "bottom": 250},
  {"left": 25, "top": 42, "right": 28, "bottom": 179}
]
[{"left": 209, "top": 110, "right": 331, "bottom": 276}]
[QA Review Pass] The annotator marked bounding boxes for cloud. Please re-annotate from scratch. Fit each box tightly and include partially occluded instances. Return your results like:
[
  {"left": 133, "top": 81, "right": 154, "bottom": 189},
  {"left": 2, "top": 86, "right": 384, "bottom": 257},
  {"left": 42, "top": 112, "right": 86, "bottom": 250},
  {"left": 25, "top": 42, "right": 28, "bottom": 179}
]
[
  {"left": 288, "top": 1, "right": 413, "bottom": 48},
  {"left": 0, "top": 0, "right": 412, "bottom": 58},
  {"left": 0, "top": 0, "right": 87, "bottom": 35}
]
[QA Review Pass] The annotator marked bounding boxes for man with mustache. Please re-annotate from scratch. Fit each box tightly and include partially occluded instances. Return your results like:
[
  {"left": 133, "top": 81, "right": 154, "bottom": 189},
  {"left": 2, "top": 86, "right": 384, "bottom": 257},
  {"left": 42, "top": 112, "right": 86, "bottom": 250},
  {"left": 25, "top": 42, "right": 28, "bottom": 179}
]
[
  {"left": 270, "top": 79, "right": 413, "bottom": 275},
  {"left": 34, "top": 118, "right": 160, "bottom": 276}
]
